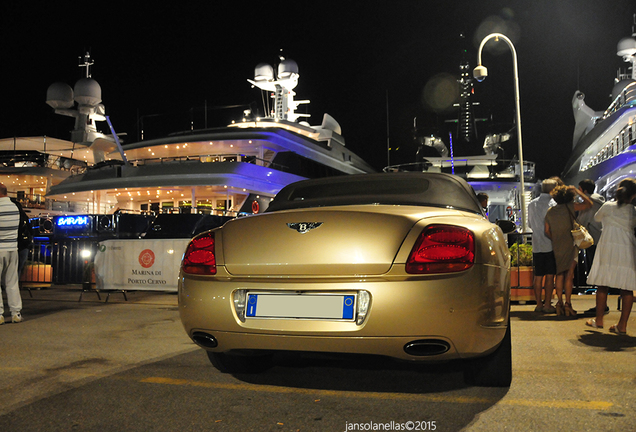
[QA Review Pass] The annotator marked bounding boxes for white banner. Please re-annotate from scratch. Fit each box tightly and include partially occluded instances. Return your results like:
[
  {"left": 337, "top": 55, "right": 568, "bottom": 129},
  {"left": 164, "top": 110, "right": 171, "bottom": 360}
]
[{"left": 94, "top": 239, "right": 190, "bottom": 292}]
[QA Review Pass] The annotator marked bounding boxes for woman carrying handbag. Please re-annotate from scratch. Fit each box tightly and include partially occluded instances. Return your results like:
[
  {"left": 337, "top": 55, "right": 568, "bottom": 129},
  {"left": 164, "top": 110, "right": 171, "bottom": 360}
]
[{"left": 545, "top": 185, "right": 593, "bottom": 316}]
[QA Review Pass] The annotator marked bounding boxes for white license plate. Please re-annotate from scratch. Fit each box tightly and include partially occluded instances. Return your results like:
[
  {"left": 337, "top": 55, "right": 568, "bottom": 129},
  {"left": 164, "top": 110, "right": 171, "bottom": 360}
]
[{"left": 245, "top": 293, "right": 355, "bottom": 320}]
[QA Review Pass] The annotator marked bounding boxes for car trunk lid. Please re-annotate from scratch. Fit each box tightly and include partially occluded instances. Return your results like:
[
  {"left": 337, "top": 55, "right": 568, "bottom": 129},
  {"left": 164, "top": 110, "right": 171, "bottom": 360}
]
[{"left": 221, "top": 207, "right": 423, "bottom": 276}]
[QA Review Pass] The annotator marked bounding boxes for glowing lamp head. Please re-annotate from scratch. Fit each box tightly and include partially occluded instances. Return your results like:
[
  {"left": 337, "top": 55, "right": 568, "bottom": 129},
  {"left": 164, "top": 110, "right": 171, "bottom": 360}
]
[{"left": 473, "top": 65, "right": 488, "bottom": 82}]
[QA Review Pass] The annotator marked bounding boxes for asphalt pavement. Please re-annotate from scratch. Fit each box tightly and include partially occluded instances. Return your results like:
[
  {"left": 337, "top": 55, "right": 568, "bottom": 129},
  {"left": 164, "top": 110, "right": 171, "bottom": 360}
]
[{"left": 1, "top": 285, "right": 635, "bottom": 431}]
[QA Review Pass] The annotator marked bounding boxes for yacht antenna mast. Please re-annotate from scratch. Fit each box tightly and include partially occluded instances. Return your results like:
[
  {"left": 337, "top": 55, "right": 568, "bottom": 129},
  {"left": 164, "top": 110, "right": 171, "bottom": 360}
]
[{"left": 79, "top": 52, "right": 94, "bottom": 78}]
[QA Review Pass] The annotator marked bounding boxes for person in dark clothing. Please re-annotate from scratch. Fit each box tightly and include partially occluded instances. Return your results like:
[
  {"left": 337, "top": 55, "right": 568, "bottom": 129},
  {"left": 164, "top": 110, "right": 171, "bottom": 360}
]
[{"left": 10, "top": 198, "right": 32, "bottom": 280}]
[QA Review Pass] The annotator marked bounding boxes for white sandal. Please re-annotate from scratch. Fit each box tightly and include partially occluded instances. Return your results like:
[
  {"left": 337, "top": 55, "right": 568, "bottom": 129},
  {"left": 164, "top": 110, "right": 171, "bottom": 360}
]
[{"left": 585, "top": 318, "right": 603, "bottom": 329}]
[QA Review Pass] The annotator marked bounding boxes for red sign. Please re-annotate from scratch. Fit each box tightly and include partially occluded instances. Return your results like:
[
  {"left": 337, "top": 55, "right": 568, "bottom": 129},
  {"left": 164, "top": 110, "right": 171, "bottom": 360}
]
[{"left": 139, "top": 249, "right": 155, "bottom": 268}]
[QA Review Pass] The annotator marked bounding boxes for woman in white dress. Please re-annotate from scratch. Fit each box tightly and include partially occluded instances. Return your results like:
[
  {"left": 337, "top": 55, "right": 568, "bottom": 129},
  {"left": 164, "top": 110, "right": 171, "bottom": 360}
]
[{"left": 585, "top": 178, "right": 636, "bottom": 335}]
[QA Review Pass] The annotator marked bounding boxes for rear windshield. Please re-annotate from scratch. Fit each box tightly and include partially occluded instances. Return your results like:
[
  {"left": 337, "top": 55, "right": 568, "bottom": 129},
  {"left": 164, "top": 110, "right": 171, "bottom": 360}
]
[
  {"left": 143, "top": 214, "right": 232, "bottom": 238},
  {"left": 267, "top": 172, "right": 482, "bottom": 213}
]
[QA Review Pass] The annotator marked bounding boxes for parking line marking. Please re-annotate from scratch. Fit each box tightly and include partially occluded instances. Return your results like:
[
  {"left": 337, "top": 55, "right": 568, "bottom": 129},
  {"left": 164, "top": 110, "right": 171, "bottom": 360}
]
[{"left": 140, "top": 377, "right": 613, "bottom": 410}]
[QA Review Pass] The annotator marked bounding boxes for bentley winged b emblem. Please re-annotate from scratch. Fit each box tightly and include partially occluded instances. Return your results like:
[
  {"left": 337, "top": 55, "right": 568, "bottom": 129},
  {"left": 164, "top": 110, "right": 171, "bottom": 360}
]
[{"left": 287, "top": 222, "right": 323, "bottom": 234}]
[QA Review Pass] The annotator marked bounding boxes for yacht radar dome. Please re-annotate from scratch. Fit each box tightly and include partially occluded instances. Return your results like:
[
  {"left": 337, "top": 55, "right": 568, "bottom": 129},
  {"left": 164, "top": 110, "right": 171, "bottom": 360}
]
[
  {"left": 254, "top": 63, "right": 275, "bottom": 82},
  {"left": 74, "top": 78, "right": 102, "bottom": 106},
  {"left": 278, "top": 59, "right": 299, "bottom": 79},
  {"left": 617, "top": 37, "right": 636, "bottom": 59},
  {"left": 45, "top": 53, "right": 116, "bottom": 150},
  {"left": 247, "top": 57, "right": 308, "bottom": 121},
  {"left": 46, "top": 82, "right": 74, "bottom": 109}
]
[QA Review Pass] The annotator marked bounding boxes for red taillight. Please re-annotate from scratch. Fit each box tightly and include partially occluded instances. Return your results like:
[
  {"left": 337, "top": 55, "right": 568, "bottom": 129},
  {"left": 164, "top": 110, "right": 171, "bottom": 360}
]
[
  {"left": 406, "top": 225, "right": 475, "bottom": 274},
  {"left": 182, "top": 232, "right": 217, "bottom": 275}
]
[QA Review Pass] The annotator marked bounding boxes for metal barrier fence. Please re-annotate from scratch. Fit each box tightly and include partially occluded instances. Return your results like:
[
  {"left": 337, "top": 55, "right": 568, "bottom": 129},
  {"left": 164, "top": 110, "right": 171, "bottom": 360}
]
[
  {"left": 51, "top": 240, "right": 99, "bottom": 284},
  {"left": 24, "top": 213, "right": 231, "bottom": 285},
  {"left": 24, "top": 239, "right": 98, "bottom": 285}
]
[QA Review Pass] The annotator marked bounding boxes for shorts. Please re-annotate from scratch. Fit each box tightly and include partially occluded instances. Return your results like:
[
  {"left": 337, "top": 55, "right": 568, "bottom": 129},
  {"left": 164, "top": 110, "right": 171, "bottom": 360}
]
[{"left": 533, "top": 252, "right": 557, "bottom": 277}]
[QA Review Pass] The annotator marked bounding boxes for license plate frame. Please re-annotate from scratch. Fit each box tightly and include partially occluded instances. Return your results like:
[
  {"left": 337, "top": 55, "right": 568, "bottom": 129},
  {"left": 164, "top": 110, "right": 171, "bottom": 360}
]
[{"left": 245, "top": 292, "right": 356, "bottom": 321}]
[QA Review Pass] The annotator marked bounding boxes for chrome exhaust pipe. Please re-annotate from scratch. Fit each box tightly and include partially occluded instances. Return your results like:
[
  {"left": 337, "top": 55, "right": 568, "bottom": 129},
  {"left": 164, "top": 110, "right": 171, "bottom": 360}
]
[
  {"left": 404, "top": 339, "right": 450, "bottom": 356},
  {"left": 191, "top": 332, "right": 218, "bottom": 348}
]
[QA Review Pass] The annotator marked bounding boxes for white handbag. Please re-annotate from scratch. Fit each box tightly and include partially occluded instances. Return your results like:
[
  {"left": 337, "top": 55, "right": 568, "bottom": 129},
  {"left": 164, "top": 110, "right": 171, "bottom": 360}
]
[{"left": 568, "top": 207, "right": 594, "bottom": 249}]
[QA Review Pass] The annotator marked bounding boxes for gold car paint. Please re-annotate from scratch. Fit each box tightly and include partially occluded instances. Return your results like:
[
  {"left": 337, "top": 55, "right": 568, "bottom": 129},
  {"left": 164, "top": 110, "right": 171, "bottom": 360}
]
[
  {"left": 179, "top": 269, "right": 508, "bottom": 358},
  {"left": 179, "top": 269, "right": 505, "bottom": 361},
  {"left": 179, "top": 205, "right": 510, "bottom": 361},
  {"left": 221, "top": 207, "right": 424, "bottom": 276}
]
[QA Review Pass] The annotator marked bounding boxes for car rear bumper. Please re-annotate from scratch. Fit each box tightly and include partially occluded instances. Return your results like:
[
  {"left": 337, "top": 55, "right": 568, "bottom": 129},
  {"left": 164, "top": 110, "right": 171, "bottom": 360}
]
[
  {"left": 185, "top": 327, "right": 507, "bottom": 361},
  {"left": 178, "top": 263, "right": 509, "bottom": 361}
]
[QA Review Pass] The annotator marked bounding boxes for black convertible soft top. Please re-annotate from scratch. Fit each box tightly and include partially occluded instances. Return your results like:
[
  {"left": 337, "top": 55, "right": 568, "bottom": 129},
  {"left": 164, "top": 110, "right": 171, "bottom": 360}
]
[{"left": 266, "top": 172, "right": 484, "bottom": 214}]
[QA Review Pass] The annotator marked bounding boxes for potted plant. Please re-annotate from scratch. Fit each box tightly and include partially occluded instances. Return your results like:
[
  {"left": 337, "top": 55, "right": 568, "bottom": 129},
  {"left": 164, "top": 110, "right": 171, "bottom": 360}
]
[
  {"left": 509, "top": 243, "right": 533, "bottom": 288},
  {"left": 510, "top": 243, "right": 533, "bottom": 267}
]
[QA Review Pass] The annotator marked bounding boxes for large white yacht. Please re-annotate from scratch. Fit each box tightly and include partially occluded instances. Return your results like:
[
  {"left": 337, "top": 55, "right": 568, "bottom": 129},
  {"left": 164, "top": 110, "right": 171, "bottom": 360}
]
[
  {"left": 561, "top": 19, "right": 636, "bottom": 194},
  {"left": 3, "top": 54, "right": 375, "bottom": 218},
  {"left": 2, "top": 54, "right": 377, "bottom": 285}
]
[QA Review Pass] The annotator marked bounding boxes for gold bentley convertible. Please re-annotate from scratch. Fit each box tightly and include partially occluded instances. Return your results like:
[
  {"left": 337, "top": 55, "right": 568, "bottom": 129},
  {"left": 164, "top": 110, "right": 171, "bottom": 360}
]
[{"left": 178, "top": 172, "right": 515, "bottom": 386}]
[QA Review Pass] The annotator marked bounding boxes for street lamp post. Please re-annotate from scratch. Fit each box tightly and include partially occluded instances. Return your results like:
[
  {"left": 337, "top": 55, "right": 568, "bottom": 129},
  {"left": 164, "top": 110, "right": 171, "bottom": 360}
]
[{"left": 474, "top": 33, "right": 527, "bottom": 233}]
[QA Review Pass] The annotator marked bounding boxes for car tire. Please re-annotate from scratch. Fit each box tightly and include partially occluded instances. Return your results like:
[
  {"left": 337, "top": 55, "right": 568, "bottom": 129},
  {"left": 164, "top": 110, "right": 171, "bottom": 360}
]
[
  {"left": 463, "top": 323, "right": 512, "bottom": 387},
  {"left": 207, "top": 351, "right": 273, "bottom": 374}
]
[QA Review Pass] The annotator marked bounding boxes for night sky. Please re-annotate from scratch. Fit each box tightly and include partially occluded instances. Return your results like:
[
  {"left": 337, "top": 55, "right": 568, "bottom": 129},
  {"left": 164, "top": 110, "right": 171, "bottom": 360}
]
[{"left": 1, "top": 1, "right": 634, "bottom": 180}]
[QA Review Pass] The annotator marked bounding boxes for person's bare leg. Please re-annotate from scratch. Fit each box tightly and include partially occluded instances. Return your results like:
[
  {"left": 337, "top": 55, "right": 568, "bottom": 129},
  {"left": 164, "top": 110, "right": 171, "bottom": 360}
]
[
  {"left": 565, "top": 261, "right": 576, "bottom": 305},
  {"left": 594, "top": 286, "right": 608, "bottom": 327},
  {"left": 533, "top": 275, "right": 544, "bottom": 311},
  {"left": 615, "top": 290, "right": 633, "bottom": 333},
  {"left": 554, "top": 274, "right": 564, "bottom": 303},
  {"left": 544, "top": 275, "right": 555, "bottom": 309},
  {"left": 564, "top": 261, "right": 577, "bottom": 316},
  {"left": 555, "top": 273, "right": 564, "bottom": 315}
]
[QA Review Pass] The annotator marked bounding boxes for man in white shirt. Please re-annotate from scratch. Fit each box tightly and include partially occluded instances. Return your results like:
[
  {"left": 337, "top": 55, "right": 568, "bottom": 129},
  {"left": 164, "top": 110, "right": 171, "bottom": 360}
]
[
  {"left": 0, "top": 183, "right": 22, "bottom": 324},
  {"left": 527, "top": 179, "right": 558, "bottom": 313}
]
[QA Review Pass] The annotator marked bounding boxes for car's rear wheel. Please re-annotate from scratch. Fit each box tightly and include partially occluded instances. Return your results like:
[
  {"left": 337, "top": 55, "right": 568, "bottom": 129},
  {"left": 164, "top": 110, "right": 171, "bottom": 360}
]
[
  {"left": 207, "top": 351, "right": 273, "bottom": 374},
  {"left": 464, "top": 323, "right": 512, "bottom": 387}
]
